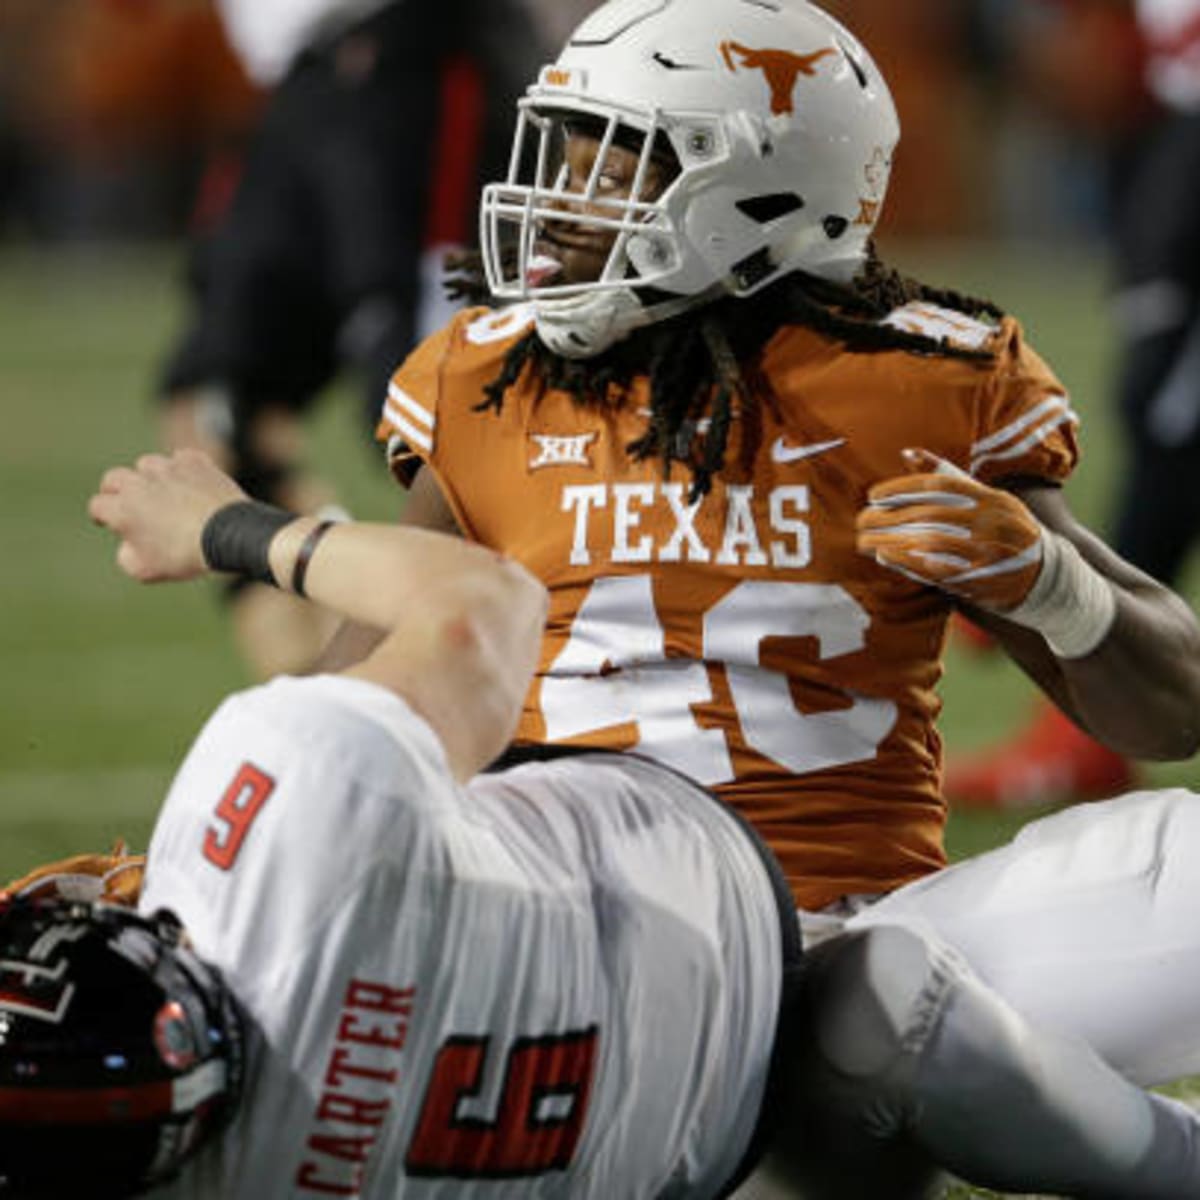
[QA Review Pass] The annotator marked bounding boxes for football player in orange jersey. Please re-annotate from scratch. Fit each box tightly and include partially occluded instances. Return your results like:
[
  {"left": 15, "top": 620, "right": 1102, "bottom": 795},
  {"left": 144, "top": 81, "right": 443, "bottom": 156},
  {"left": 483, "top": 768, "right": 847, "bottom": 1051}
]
[
  {"left": 325, "top": 0, "right": 1200, "bottom": 1184},
  {"left": 361, "top": 0, "right": 1200, "bottom": 905}
]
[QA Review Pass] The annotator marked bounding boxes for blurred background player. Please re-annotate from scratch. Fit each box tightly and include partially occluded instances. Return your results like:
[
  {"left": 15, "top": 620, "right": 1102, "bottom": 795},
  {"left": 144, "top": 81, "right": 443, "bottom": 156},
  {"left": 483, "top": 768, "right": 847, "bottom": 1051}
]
[
  {"left": 946, "top": 0, "right": 1200, "bottom": 809},
  {"left": 156, "top": 0, "right": 550, "bottom": 677}
]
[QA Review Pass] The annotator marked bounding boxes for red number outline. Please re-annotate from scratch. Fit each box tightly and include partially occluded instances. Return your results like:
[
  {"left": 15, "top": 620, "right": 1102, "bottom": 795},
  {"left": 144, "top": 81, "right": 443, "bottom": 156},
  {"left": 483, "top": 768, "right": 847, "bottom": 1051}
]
[
  {"left": 406, "top": 1027, "right": 599, "bottom": 1178},
  {"left": 203, "top": 762, "right": 276, "bottom": 871}
]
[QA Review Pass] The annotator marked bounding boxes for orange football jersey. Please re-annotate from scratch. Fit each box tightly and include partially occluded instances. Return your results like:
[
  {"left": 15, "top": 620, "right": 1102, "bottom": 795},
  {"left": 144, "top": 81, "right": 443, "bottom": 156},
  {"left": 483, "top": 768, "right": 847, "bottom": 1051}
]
[{"left": 377, "top": 300, "right": 1078, "bottom": 910}]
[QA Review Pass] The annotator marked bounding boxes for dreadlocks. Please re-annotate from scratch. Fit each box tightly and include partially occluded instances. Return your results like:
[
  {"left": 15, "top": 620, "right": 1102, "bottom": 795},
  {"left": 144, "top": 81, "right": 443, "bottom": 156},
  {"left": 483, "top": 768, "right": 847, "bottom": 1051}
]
[{"left": 453, "top": 242, "right": 1006, "bottom": 501}]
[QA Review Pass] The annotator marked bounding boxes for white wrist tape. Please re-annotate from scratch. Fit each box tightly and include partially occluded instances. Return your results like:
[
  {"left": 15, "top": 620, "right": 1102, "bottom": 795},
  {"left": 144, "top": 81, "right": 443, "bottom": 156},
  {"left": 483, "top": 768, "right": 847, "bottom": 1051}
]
[{"left": 1004, "top": 531, "right": 1117, "bottom": 659}]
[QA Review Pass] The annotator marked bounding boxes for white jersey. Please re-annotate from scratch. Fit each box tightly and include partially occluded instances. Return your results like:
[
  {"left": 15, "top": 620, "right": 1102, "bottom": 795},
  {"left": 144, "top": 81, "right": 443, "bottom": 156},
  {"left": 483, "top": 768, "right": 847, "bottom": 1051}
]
[
  {"left": 216, "top": 0, "right": 398, "bottom": 85},
  {"left": 140, "top": 674, "right": 786, "bottom": 1199},
  {"left": 1137, "top": 0, "right": 1200, "bottom": 111}
]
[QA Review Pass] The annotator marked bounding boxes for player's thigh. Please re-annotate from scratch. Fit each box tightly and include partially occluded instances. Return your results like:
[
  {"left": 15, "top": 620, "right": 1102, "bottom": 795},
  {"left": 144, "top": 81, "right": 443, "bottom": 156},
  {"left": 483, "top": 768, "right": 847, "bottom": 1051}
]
[{"left": 849, "top": 788, "right": 1200, "bottom": 1086}]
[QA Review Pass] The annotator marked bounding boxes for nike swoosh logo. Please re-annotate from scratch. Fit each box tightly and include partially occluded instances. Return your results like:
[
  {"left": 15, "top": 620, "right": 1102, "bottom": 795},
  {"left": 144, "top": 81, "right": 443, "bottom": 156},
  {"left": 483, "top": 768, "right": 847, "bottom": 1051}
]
[{"left": 771, "top": 436, "right": 846, "bottom": 464}]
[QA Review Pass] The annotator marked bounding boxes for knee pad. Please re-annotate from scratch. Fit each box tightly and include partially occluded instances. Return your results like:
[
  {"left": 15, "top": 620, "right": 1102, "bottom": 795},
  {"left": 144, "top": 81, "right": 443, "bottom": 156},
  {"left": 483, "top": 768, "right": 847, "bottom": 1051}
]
[
  {"left": 805, "top": 924, "right": 965, "bottom": 1085},
  {"left": 769, "top": 926, "right": 958, "bottom": 1198}
]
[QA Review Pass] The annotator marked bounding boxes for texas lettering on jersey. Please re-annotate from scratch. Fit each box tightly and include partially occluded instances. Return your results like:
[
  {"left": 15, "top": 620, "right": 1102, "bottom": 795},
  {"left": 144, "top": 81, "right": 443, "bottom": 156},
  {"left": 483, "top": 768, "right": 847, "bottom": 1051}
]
[
  {"left": 558, "top": 481, "right": 813, "bottom": 568},
  {"left": 378, "top": 301, "right": 1079, "bottom": 910}
]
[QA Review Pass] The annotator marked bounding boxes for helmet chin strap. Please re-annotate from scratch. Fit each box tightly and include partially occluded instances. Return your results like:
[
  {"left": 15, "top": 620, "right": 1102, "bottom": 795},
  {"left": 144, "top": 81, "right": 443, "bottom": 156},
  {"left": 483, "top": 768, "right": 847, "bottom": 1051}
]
[{"left": 533, "top": 283, "right": 726, "bottom": 359}]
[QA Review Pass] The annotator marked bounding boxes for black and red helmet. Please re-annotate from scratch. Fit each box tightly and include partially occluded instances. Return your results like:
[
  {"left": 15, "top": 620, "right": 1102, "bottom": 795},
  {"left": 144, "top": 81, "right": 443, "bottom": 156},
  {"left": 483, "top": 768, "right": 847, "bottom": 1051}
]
[{"left": 0, "top": 897, "right": 243, "bottom": 1198}]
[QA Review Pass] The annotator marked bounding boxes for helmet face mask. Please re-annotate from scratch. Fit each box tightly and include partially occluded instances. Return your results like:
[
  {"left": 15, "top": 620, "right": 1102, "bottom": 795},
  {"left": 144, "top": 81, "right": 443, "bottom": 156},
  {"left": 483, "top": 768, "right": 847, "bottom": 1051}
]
[
  {"left": 482, "top": 100, "right": 709, "bottom": 357},
  {"left": 0, "top": 898, "right": 242, "bottom": 1199},
  {"left": 483, "top": 104, "right": 686, "bottom": 297},
  {"left": 479, "top": 0, "right": 900, "bottom": 358}
]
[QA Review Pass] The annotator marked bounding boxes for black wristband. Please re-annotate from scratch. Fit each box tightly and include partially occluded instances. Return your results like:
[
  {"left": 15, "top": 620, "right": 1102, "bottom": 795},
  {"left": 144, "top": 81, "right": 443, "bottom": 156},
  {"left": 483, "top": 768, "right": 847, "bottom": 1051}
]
[{"left": 201, "top": 500, "right": 297, "bottom": 586}]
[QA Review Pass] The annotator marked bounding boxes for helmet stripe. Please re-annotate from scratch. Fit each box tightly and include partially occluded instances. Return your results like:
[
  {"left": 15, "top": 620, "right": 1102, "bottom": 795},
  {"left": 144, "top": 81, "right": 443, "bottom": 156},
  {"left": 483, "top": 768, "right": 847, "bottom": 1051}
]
[
  {"left": 0, "top": 1081, "right": 175, "bottom": 1124},
  {"left": 0, "top": 1059, "right": 226, "bottom": 1124}
]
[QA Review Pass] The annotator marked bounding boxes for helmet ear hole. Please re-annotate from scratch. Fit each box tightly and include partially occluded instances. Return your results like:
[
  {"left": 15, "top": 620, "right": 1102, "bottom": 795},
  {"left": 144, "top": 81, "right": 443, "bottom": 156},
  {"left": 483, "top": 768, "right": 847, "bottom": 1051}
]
[
  {"left": 731, "top": 248, "right": 777, "bottom": 291},
  {"left": 736, "top": 193, "right": 805, "bottom": 225},
  {"left": 152, "top": 907, "right": 186, "bottom": 946}
]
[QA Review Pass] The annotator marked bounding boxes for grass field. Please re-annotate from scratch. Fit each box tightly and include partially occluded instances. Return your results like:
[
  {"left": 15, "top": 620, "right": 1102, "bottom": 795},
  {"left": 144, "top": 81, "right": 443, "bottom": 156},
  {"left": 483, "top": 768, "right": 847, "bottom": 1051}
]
[{"left": 1, "top": 240, "right": 1198, "bottom": 1198}]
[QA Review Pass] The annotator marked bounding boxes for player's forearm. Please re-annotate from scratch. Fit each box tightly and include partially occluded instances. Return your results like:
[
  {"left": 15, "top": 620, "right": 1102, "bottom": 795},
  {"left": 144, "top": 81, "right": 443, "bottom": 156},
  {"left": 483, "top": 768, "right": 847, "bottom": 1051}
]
[
  {"left": 362, "top": 560, "right": 547, "bottom": 779},
  {"left": 985, "top": 568, "right": 1200, "bottom": 760},
  {"left": 87, "top": 448, "right": 545, "bottom": 702},
  {"left": 1055, "top": 581, "right": 1200, "bottom": 760},
  {"left": 267, "top": 517, "right": 545, "bottom": 659},
  {"left": 890, "top": 471, "right": 1200, "bottom": 761},
  {"left": 1007, "top": 492, "right": 1200, "bottom": 759}
]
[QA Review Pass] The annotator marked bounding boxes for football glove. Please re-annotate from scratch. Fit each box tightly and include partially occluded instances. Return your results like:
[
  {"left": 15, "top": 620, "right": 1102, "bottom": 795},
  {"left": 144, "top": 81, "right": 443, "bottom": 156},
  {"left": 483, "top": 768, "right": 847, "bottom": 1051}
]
[
  {"left": 856, "top": 448, "right": 1043, "bottom": 614},
  {"left": 1, "top": 839, "right": 145, "bottom": 907}
]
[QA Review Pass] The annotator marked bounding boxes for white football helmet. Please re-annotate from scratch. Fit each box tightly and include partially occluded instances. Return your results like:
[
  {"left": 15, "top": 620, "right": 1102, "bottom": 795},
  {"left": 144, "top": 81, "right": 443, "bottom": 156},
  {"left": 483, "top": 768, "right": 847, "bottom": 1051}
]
[{"left": 480, "top": 0, "right": 900, "bottom": 358}]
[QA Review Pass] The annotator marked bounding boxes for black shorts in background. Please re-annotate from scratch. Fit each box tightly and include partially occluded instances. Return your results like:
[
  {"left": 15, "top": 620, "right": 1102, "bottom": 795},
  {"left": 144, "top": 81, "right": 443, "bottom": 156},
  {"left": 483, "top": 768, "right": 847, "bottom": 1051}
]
[{"left": 160, "top": 0, "right": 545, "bottom": 435}]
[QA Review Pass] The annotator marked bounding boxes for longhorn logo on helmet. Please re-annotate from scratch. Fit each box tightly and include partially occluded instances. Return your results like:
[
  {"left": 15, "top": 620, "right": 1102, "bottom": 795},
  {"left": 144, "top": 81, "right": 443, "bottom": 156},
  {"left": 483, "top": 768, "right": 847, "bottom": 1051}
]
[{"left": 718, "top": 42, "right": 837, "bottom": 115}]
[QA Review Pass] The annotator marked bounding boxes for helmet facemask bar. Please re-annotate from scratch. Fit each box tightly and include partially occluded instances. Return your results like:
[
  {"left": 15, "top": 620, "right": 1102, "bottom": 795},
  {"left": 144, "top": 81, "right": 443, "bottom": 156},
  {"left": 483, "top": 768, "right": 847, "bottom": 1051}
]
[{"left": 481, "top": 99, "right": 683, "bottom": 302}]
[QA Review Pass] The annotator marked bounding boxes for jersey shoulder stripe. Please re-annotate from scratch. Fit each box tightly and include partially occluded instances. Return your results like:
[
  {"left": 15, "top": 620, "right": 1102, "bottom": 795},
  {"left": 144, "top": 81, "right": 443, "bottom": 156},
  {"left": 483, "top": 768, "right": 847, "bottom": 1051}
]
[
  {"left": 378, "top": 304, "right": 537, "bottom": 484},
  {"left": 870, "top": 301, "right": 1077, "bottom": 485},
  {"left": 970, "top": 391, "right": 1079, "bottom": 476},
  {"left": 384, "top": 381, "right": 435, "bottom": 453}
]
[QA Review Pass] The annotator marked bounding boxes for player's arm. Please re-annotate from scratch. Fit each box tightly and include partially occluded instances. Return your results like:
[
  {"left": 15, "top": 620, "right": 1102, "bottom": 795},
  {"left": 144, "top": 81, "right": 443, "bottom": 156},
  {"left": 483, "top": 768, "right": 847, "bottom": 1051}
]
[
  {"left": 857, "top": 448, "right": 1200, "bottom": 760},
  {"left": 88, "top": 450, "right": 547, "bottom": 780},
  {"left": 958, "top": 484, "right": 1200, "bottom": 758},
  {"left": 316, "top": 465, "right": 462, "bottom": 672}
]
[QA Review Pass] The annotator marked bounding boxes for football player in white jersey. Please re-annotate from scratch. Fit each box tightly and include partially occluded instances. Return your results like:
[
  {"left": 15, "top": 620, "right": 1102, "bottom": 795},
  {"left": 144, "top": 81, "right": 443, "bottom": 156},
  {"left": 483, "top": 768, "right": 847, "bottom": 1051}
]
[
  {"left": 2, "top": 448, "right": 795, "bottom": 1199},
  {"left": 2, "top": 450, "right": 1200, "bottom": 1198}
]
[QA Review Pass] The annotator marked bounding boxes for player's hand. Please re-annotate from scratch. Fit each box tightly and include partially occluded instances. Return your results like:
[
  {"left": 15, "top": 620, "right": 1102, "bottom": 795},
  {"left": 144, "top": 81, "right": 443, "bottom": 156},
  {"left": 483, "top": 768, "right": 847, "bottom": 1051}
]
[
  {"left": 856, "top": 448, "right": 1045, "bottom": 613},
  {"left": 88, "top": 449, "right": 246, "bottom": 583},
  {"left": 1, "top": 841, "right": 145, "bottom": 908}
]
